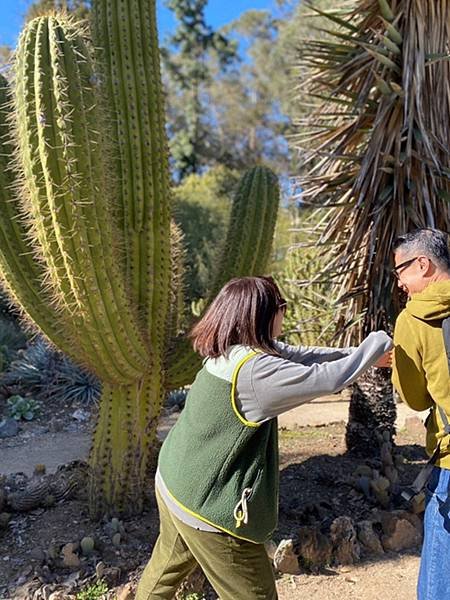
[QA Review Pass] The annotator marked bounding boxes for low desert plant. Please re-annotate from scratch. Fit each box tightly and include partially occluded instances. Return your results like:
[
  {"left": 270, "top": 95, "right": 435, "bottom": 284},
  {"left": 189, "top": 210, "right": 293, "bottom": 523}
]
[
  {"left": 6, "top": 395, "right": 41, "bottom": 421},
  {"left": 75, "top": 579, "right": 108, "bottom": 600},
  {"left": 1, "top": 339, "right": 101, "bottom": 405}
]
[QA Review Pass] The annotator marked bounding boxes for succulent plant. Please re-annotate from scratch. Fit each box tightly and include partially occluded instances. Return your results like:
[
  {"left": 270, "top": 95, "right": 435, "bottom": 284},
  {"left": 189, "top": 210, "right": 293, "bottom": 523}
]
[
  {"left": 6, "top": 395, "right": 41, "bottom": 421},
  {"left": 80, "top": 536, "right": 95, "bottom": 556},
  {"left": 1, "top": 338, "right": 101, "bottom": 405},
  {"left": 0, "top": 2, "right": 280, "bottom": 517}
]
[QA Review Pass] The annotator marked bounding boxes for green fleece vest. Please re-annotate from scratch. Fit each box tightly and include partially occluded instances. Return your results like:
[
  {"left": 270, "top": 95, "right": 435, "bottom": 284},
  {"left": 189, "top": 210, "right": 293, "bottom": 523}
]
[{"left": 158, "top": 352, "right": 279, "bottom": 544}]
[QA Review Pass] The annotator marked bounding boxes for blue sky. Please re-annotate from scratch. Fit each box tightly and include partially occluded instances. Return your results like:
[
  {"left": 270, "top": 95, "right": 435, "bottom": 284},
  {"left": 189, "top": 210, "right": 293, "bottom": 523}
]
[{"left": 0, "top": 1, "right": 275, "bottom": 48}]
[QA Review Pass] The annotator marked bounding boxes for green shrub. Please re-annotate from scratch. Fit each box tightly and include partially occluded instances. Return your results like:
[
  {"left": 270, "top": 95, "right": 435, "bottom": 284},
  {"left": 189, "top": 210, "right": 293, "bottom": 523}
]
[{"left": 75, "top": 579, "right": 108, "bottom": 600}]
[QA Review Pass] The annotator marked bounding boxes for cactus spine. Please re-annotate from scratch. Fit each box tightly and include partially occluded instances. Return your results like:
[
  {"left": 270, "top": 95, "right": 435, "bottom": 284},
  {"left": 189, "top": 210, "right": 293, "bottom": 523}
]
[{"left": 0, "top": 2, "right": 280, "bottom": 517}]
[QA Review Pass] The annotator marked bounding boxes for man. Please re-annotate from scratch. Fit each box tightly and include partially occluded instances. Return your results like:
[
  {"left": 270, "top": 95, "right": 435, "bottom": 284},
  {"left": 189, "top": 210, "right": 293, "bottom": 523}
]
[{"left": 392, "top": 228, "right": 450, "bottom": 600}]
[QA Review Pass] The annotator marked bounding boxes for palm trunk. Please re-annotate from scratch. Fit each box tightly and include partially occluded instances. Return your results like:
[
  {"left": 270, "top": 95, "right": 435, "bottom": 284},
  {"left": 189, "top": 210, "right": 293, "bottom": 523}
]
[{"left": 345, "top": 367, "right": 396, "bottom": 456}]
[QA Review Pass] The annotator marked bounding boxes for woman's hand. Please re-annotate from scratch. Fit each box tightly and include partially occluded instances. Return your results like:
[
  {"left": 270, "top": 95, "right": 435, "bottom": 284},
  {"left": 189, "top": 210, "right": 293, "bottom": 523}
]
[{"left": 374, "top": 350, "right": 392, "bottom": 368}]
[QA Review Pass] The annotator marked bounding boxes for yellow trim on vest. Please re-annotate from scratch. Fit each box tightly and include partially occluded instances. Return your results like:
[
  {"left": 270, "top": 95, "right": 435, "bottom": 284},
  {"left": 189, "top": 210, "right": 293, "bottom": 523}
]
[
  {"left": 163, "top": 485, "right": 264, "bottom": 544},
  {"left": 231, "top": 351, "right": 261, "bottom": 428}
]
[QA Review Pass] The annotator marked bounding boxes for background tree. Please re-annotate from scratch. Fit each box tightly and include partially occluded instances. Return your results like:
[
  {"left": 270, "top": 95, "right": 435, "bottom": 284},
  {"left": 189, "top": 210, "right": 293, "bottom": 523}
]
[
  {"left": 205, "top": 8, "right": 292, "bottom": 174},
  {"left": 173, "top": 166, "right": 239, "bottom": 303},
  {"left": 293, "top": 0, "right": 450, "bottom": 455},
  {"left": 161, "top": 0, "right": 237, "bottom": 179}
]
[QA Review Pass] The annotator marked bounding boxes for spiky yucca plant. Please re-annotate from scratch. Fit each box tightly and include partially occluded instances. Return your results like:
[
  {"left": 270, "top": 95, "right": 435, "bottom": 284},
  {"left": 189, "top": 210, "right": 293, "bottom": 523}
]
[
  {"left": 0, "top": 2, "right": 280, "bottom": 516},
  {"left": 294, "top": 0, "right": 450, "bottom": 453}
]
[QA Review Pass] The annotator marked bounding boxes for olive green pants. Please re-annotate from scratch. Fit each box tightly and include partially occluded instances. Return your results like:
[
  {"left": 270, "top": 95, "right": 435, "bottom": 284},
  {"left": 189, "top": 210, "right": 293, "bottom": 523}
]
[{"left": 135, "top": 492, "right": 278, "bottom": 600}]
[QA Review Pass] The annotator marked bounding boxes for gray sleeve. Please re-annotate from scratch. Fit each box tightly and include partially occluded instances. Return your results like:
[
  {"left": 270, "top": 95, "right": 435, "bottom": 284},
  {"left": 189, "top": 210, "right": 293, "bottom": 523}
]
[
  {"left": 273, "top": 340, "right": 356, "bottom": 365},
  {"left": 237, "top": 331, "right": 393, "bottom": 423}
]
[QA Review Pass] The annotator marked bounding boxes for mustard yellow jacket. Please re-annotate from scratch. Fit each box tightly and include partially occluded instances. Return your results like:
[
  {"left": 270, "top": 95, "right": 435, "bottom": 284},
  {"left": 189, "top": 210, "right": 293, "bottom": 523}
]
[{"left": 392, "top": 280, "right": 450, "bottom": 468}]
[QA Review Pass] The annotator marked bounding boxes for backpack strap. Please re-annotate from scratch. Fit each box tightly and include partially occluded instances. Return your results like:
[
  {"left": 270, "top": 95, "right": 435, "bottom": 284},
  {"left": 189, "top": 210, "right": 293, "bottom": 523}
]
[
  {"left": 439, "top": 317, "right": 450, "bottom": 434},
  {"left": 401, "top": 316, "right": 450, "bottom": 502}
]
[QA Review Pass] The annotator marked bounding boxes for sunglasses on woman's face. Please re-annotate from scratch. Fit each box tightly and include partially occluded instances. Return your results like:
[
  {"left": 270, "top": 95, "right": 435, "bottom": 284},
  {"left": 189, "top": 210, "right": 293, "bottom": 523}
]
[{"left": 277, "top": 301, "right": 288, "bottom": 312}]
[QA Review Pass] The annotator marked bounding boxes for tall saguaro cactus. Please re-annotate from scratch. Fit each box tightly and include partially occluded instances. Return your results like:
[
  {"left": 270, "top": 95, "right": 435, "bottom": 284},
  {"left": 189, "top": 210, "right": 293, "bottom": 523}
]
[{"left": 0, "top": 2, "right": 280, "bottom": 516}]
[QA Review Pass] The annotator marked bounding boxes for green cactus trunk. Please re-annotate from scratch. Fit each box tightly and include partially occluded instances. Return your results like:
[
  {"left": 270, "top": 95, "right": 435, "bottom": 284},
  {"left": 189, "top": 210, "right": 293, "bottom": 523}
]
[
  {"left": 89, "top": 376, "right": 163, "bottom": 516},
  {"left": 0, "top": 1, "right": 281, "bottom": 518}
]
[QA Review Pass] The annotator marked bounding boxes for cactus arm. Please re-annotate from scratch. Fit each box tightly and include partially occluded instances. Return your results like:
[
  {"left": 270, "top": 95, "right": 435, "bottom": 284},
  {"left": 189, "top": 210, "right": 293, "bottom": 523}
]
[
  {"left": 15, "top": 21, "right": 79, "bottom": 320},
  {"left": 208, "top": 166, "right": 280, "bottom": 297},
  {"left": 164, "top": 166, "right": 280, "bottom": 390},
  {"left": 15, "top": 16, "right": 149, "bottom": 383},
  {"left": 92, "top": 0, "right": 172, "bottom": 358},
  {"left": 0, "top": 76, "right": 91, "bottom": 360}
]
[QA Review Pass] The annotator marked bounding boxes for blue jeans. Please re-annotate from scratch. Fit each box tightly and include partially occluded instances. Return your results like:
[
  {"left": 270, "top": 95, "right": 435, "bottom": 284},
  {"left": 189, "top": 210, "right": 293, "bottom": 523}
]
[{"left": 418, "top": 467, "right": 450, "bottom": 599}]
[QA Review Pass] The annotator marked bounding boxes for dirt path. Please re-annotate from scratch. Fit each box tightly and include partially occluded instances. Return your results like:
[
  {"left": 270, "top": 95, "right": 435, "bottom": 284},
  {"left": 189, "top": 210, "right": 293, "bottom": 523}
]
[
  {"left": 0, "top": 395, "right": 425, "bottom": 477},
  {"left": 0, "top": 413, "right": 179, "bottom": 477},
  {"left": 277, "top": 553, "right": 419, "bottom": 599}
]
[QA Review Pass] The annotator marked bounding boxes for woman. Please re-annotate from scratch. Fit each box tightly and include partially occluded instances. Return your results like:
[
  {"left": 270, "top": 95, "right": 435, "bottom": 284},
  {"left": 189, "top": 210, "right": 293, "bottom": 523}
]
[{"left": 137, "top": 276, "right": 392, "bottom": 600}]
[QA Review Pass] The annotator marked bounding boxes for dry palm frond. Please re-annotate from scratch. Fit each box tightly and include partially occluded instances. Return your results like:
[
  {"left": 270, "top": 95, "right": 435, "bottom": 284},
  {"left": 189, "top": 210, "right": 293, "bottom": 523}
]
[{"left": 293, "top": 0, "right": 450, "bottom": 343}]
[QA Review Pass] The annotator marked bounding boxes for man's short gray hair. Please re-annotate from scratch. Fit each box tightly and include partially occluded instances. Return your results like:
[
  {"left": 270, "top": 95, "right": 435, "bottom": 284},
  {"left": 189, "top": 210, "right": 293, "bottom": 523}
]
[{"left": 393, "top": 228, "right": 450, "bottom": 271}]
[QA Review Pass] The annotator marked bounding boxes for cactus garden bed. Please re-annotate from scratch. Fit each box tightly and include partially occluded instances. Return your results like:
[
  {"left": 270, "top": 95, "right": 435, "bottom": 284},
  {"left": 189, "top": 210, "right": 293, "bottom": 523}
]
[{"left": 0, "top": 419, "right": 427, "bottom": 599}]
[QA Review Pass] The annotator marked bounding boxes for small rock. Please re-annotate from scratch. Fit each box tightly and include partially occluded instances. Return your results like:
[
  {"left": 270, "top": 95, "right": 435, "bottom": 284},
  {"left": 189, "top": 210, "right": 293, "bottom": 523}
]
[
  {"left": 273, "top": 539, "right": 300, "bottom": 575},
  {"left": 296, "top": 526, "right": 332, "bottom": 571},
  {"left": 356, "top": 521, "right": 384, "bottom": 556},
  {"left": 62, "top": 543, "right": 80, "bottom": 569},
  {"left": 95, "top": 561, "right": 106, "bottom": 579},
  {"left": 71, "top": 409, "right": 89, "bottom": 422},
  {"left": 0, "top": 417, "right": 19, "bottom": 438},
  {"left": 48, "top": 592, "right": 67, "bottom": 600},
  {"left": 30, "top": 547, "right": 46, "bottom": 561},
  {"left": 102, "top": 566, "right": 121, "bottom": 586},
  {"left": 264, "top": 539, "right": 278, "bottom": 561},
  {"left": 34, "top": 464, "right": 46, "bottom": 476},
  {"left": 381, "top": 518, "right": 422, "bottom": 552},
  {"left": 117, "top": 583, "right": 134, "bottom": 600},
  {"left": 330, "top": 517, "right": 360, "bottom": 565},
  {"left": 60, "top": 572, "right": 81, "bottom": 593}
]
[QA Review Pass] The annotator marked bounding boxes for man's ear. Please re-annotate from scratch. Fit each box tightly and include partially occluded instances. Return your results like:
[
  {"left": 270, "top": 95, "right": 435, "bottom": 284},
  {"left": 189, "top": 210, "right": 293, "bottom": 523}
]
[{"left": 419, "top": 256, "right": 433, "bottom": 275}]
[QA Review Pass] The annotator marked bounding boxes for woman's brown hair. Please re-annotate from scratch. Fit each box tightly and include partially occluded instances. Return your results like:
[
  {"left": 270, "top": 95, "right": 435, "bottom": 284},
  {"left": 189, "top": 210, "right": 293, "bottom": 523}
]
[{"left": 190, "top": 276, "right": 286, "bottom": 358}]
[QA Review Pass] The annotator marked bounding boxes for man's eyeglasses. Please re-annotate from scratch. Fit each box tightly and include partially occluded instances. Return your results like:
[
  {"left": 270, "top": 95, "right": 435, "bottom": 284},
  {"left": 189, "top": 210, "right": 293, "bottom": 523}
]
[{"left": 391, "top": 257, "right": 419, "bottom": 279}]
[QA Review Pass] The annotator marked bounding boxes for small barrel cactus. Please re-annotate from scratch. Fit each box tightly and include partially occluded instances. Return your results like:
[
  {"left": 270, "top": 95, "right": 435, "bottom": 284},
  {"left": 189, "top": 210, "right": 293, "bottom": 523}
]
[{"left": 80, "top": 536, "right": 95, "bottom": 556}]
